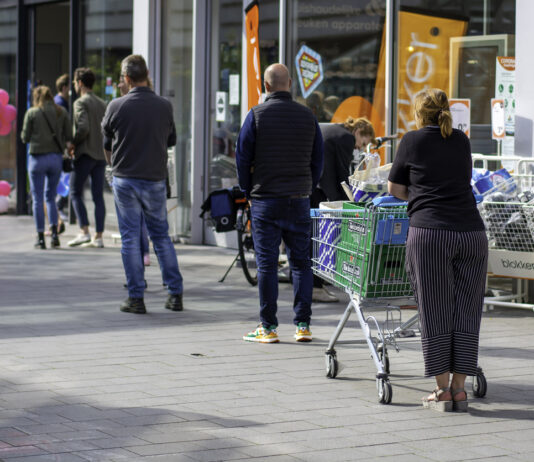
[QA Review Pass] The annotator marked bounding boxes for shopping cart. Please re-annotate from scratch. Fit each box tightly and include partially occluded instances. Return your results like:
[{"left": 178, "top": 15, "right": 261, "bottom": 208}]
[{"left": 312, "top": 197, "right": 488, "bottom": 403}]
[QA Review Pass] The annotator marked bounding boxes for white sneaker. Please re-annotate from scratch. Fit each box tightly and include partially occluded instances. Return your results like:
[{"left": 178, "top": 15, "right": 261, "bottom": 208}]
[
  {"left": 312, "top": 287, "right": 339, "bottom": 303},
  {"left": 80, "top": 238, "right": 104, "bottom": 248},
  {"left": 67, "top": 233, "right": 91, "bottom": 247}
]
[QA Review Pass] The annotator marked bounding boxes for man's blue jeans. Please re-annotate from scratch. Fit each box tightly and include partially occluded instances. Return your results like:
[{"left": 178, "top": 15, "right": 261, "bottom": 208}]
[
  {"left": 113, "top": 177, "right": 183, "bottom": 299},
  {"left": 28, "top": 153, "right": 62, "bottom": 232},
  {"left": 250, "top": 197, "right": 313, "bottom": 328},
  {"left": 70, "top": 154, "right": 106, "bottom": 232}
]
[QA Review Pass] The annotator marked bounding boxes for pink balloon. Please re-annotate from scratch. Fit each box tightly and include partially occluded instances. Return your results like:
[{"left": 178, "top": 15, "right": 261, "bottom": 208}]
[
  {"left": 3, "top": 105, "right": 16, "bottom": 122},
  {"left": 0, "top": 89, "right": 8, "bottom": 106},
  {"left": 0, "top": 180, "right": 11, "bottom": 196},
  {"left": 0, "top": 122, "right": 11, "bottom": 136}
]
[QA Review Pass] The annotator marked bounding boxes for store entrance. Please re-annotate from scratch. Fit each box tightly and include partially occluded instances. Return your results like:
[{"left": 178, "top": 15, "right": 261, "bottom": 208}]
[{"left": 31, "top": 2, "right": 70, "bottom": 94}]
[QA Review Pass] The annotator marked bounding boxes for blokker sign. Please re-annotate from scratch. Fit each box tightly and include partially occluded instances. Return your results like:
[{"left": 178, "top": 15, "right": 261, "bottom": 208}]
[{"left": 488, "top": 249, "right": 534, "bottom": 279}]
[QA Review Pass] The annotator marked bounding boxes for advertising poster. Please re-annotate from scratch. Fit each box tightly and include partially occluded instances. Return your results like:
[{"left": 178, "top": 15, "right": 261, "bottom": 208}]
[
  {"left": 495, "top": 56, "right": 515, "bottom": 155},
  {"left": 373, "top": 11, "right": 467, "bottom": 137},
  {"left": 295, "top": 45, "right": 324, "bottom": 99},
  {"left": 491, "top": 98, "right": 505, "bottom": 140},
  {"left": 449, "top": 98, "right": 471, "bottom": 137},
  {"left": 245, "top": 1, "right": 261, "bottom": 110}
]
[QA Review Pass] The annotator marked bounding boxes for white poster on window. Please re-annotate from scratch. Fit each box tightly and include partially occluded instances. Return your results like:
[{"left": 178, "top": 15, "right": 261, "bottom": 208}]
[
  {"left": 495, "top": 57, "right": 515, "bottom": 155},
  {"left": 215, "top": 91, "right": 227, "bottom": 122},
  {"left": 229, "top": 75, "right": 240, "bottom": 106},
  {"left": 449, "top": 99, "right": 470, "bottom": 137}
]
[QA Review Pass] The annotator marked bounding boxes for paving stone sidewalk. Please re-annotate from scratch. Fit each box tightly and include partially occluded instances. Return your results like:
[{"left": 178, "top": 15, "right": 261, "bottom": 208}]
[{"left": 1, "top": 215, "right": 534, "bottom": 462}]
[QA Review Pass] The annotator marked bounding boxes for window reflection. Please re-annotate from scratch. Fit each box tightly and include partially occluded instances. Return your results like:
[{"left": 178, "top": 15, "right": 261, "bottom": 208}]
[{"left": 289, "top": 0, "right": 386, "bottom": 137}]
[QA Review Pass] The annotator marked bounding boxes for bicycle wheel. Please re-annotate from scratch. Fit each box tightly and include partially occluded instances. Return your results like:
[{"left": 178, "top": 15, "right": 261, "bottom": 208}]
[{"left": 237, "top": 207, "right": 258, "bottom": 286}]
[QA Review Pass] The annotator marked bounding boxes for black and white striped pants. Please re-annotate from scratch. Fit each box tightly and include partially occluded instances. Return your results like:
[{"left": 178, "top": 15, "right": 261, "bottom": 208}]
[{"left": 406, "top": 227, "right": 488, "bottom": 377}]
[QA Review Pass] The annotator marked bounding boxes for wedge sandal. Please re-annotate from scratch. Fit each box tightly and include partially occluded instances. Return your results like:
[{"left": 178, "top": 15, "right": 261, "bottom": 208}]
[
  {"left": 452, "top": 388, "right": 468, "bottom": 412},
  {"left": 422, "top": 387, "right": 453, "bottom": 412}
]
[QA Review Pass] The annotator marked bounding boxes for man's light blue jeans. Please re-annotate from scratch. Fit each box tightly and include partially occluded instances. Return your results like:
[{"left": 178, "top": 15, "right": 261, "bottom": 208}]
[{"left": 113, "top": 177, "right": 183, "bottom": 299}]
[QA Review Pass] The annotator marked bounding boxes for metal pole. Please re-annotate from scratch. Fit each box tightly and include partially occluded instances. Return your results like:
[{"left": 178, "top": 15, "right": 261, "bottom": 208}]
[
  {"left": 483, "top": 0, "right": 488, "bottom": 36},
  {"left": 279, "top": 0, "right": 286, "bottom": 65},
  {"left": 16, "top": 0, "right": 29, "bottom": 215},
  {"left": 384, "top": 0, "right": 398, "bottom": 163}
]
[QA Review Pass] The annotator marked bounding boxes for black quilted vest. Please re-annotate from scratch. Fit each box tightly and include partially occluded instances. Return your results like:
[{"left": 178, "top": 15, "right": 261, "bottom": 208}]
[{"left": 250, "top": 91, "right": 317, "bottom": 198}]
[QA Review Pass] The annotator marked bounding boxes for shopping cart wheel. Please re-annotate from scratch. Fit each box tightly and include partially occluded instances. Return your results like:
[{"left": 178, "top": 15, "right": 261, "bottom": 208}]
[
  {"left": 472, "top": 367, "right": 487, "bottom": 398},
  {"left": 377, "top": 344, "right": 390, "bottom": 374},
  {"left": 325, "top": 352, "right": 338, "bottom": 379},
  {"left": 377, "top": 378, "right": 392, "bottom": 404}
]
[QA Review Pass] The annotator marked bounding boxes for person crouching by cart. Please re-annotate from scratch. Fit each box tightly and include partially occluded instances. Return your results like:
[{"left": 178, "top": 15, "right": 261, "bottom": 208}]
[
  {"left": 236, "top": 63, "right": 324, "bottom": 343},
  {"left": 311, "top": 117, "right": 375, "bottom": 303},
  {"left": 388, "top": 88, "right": 488, "bottom": 412}
]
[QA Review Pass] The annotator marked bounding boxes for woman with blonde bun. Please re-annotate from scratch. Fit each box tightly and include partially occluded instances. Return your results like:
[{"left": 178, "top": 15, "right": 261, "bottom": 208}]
[{"left": 388, "top": 88, "right": 487, "bottom": 412}]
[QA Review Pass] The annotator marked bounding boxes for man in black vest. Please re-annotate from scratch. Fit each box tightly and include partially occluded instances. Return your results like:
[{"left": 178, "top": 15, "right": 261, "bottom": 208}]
[{"left": 236, "top": 63, "right": 324, "bottom": 343}]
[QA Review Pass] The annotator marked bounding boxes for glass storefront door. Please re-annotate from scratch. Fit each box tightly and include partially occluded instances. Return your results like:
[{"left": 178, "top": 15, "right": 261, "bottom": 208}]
[
  {"left": 0, "top": 6, "right": 17, "bottom": 186},
  {"left": 207, "top": 0, "right": 279, "bottom": 195},
  {"left": 161, "top": 0, "right": 194, "bottom": 238}
]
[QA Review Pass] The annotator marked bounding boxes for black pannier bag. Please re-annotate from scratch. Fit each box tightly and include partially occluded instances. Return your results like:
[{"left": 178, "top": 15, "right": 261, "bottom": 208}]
[{"left": 200, "top": 186, "right": 247, "bottom": 232}]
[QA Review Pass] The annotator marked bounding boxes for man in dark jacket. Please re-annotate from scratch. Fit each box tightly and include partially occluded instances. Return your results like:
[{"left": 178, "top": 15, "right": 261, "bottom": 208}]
[
  {"left": 236, "top": 63, "right": 324, "bottom": 343},
  {"left": 101, "top": 54, "right": 183, "bottom": 315}
]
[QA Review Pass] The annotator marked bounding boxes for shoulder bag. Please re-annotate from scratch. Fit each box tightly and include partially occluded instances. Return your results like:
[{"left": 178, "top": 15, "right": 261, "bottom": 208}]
[{"left": 39, "top": 107, "right": 73, "bottom": 173}]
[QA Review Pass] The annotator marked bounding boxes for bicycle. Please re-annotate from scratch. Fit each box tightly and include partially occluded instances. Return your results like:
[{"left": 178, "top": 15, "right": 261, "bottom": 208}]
[{"left": 219, "top": 201, "right": 258, "bottom": 286}]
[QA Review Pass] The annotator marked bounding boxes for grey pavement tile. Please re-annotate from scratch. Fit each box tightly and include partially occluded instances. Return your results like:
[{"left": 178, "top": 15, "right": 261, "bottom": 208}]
[
  {"left": 0, "top": 445, "right": 47, "bottom": 459},
  {"left": 126, "top": 441, "right": 206, "bottom": 456},
  {"left": 13, "top": 424, "right": 76, "bottom": 435},
  {"left": 362, "top": 455, "right": 435, "bottom": 462},
  {"left": 84, "top": 436, "right": 151, "bottom": 449},
  {"left": 290, "top": 447, "right": 374, "bottom": 461},
  {"left": 180, "top": 448, "right": 251, "bottom": 462},
  {"left": 5, "top": 454, "right": 88, "bottom": 462},
  {"left": 132, "top": 456, "right": 196, "bottom": 462},
  {"left": 238, "top": 457, "right": 300, "bottom": 462},
  {"left": 137, "top": 431, "right": 219, "bottom": 444},
  {"left": 73, "top": 448, "right": 139, "bottom": 461},
  {"left": 35, "top": 440, "right": 100, "bottom": 453}
]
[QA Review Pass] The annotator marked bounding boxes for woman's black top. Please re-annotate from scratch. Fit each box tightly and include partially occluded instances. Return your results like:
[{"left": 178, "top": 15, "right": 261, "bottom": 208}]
[{"left": 388, "top": 126, "right": 485, "bottom": 231}]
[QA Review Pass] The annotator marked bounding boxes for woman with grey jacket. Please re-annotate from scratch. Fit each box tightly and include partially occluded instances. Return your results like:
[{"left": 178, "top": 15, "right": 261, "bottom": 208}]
[{"left": 21, "top": 85, "right": 73, "bottom": 249}]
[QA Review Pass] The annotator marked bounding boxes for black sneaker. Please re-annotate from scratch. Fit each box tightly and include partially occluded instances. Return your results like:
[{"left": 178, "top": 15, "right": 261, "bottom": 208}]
[
  {"left": 165, "top": 294, "right": 183, "bottom": 311},
  {"left": 120, "top": 297, "right": 146, "bottom": 314},
  {"left": 34, "top": 233, "right": 46, "bottom": 250}
]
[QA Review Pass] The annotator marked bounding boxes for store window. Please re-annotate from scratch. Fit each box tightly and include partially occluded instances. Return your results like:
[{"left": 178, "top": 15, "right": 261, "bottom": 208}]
[
  {"left": 397, "top": 1, "right": 516, "bottom": 154},
  {"left": 208, "top": 0, "right": 279, "bottom": 193},
  {"left": 161, "top": 0, "right": 193, "bottom": 237},
  {"left": 0, "top": 6, "right": 17, "bottom": 184},
  {"left": 288, "top": 1, "right": 387, "bottom": 137},
  {"left": 80, "top": 0, "right": 133, "bottom": 102}
]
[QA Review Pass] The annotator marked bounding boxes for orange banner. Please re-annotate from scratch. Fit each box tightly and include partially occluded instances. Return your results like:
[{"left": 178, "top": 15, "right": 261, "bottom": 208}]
[
  {"left": 245, "top": 1, "right": 261, "bottom": 110},
  {"left": 373, "top": 11, "right": 467, "bottom": 136}
]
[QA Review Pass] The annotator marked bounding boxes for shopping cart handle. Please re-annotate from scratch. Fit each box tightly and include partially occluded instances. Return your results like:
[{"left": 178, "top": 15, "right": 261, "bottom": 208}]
[{"left": 372, "top": 196, "right": 408, "bottom": 207}]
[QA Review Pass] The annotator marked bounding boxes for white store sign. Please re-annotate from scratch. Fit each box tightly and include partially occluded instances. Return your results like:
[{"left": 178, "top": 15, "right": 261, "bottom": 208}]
[{"left": 487, "top": 249, "right": 534, "bottom": 279}]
